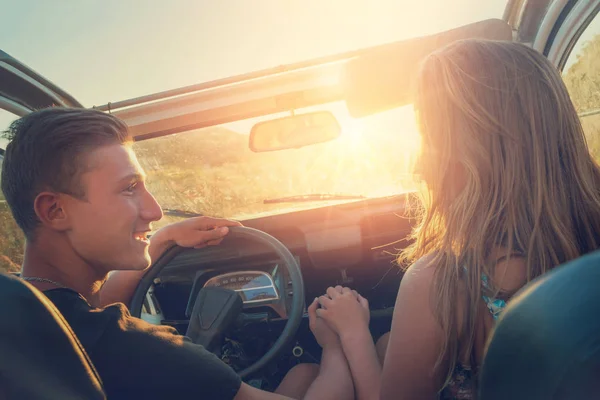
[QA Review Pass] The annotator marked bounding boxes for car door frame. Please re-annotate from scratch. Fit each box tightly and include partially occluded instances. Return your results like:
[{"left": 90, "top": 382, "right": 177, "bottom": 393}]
[
  {"left": 0, "top": 50, "right": 82, "bottom": 117},
  {"left": 543, "top": 0, "right": 600, "bottom": 70}
]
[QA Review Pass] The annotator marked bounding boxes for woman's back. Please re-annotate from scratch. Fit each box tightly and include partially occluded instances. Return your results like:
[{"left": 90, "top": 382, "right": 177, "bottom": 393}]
[
  {"left": 443, "top": 254, "right": 526, "bottom": 399},
  {"left": 381, "top": 39, "right": 600, "bottom": 399}
]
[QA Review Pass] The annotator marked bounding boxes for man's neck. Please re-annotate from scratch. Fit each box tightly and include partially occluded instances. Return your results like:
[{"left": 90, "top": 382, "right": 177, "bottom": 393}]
[{"left": 21, "top": 239, "right": 108, "bottom": 308}]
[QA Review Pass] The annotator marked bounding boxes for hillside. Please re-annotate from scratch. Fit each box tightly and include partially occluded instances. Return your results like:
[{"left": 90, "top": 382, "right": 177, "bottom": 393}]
[
  {"left": 132, "top": 120, "right": 414, "bottom": 225},
  {"left": 563, "top": 33, "right": 600, "bottom": 161},
  {"left": 563, "top": 34, "right": 600, "bottom": 113}
]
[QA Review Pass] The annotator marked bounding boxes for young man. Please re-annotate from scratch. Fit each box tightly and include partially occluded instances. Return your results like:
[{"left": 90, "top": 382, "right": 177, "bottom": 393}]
[{"left": 1, "top": 108, "right": 354, "bottom": 400}]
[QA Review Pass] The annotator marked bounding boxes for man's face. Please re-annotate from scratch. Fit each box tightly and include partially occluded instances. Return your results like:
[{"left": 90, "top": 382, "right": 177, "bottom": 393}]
[{"left": 64, "top": 144, "right": 163, "bottom": 273}]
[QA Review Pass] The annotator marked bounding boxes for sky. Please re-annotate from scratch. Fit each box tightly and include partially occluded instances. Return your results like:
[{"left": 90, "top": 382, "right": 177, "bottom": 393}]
[{"left": 0, "top": 0, "right": 509, "bottom": 141}]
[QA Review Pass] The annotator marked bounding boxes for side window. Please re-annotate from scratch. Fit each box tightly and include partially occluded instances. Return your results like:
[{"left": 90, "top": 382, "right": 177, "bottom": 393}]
[
  {"left": 562, "top": 13, "right": 600, "bottom": 161},
  {"left": 0, "top": 109, "right": 23, "bottom": 273}
]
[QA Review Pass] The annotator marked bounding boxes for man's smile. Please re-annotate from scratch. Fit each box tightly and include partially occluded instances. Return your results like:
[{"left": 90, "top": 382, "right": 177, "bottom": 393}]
[{"left": 133, "top": 231, "right": 150, "bottom": 245}]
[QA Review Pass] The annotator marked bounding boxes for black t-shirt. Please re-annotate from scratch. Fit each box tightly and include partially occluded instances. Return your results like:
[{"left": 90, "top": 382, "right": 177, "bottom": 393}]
[{"left": 44, "top": 289, "right": 242, "bottom": 400}]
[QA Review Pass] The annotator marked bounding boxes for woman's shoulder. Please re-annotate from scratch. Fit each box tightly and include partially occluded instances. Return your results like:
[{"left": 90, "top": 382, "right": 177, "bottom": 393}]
[
  {"left": 402, "top": 251, "right": 527, "bottom": 294},
  {"left": 403, "top": 253, "right": 437, "bottom": 276},
  {"left": 399, "top": 254, "right": 439, "bottom": 296}
]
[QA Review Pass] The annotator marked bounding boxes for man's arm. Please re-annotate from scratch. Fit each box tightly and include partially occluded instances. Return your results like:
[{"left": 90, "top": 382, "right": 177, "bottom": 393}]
[
  {"left": 234, "top": 300, "right": 354, "bottom": 400},
  {"left": 99, "top": 217, "right": 240, "bottom": 307},
  {"left": 99, "top": 270, "right": 147, "bottom": 308},
  {"left": 98, "top": 226, "right": 175, "bottom": 307},
  {"left": 302, "top": 345, "right": 355, "bottom": 400}
]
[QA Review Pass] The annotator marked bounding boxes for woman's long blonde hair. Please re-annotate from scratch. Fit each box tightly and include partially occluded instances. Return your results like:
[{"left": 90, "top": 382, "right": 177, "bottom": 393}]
[{"left": 400, "top": 39, "right": 600, "bottom": 387}]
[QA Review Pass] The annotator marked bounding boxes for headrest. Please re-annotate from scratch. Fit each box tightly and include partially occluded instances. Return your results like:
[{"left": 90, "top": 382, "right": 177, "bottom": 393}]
[
  {"left": 479, "top": 250, "right": 600, "bottom": 399},
  {"left": 0, "top": 273, "right": 106, "bottom": 399}
]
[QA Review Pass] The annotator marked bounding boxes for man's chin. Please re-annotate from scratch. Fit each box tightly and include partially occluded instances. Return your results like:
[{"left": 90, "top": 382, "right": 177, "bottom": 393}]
[
  {"left": 113, "top": 255, "right": 152, "bottom": 272},
  {"left": 132, "top": 256, "right": 152, "bottom": 271}
]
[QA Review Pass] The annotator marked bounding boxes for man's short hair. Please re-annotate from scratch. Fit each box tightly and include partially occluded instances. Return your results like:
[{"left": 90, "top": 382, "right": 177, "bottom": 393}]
[{"left": 1, "top": 107, "right": 131, "bottom": 240}]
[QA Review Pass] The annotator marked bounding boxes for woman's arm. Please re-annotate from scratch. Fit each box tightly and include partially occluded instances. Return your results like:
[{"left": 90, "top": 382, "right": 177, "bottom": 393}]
[
  {"left": 380, "top": 257, "right": 447, "bottom": 400},
  {"left": 338, "top": 324, "right": 382, "bottom": 400}
]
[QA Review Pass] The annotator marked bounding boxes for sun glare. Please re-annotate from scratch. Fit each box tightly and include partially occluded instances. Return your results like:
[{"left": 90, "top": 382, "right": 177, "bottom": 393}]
[
  {"left": 341, "top": 106, "right": 421, "bottom": 196},
  {"left": 137, "top": 101, "right": 425, "bottom": 226},
  {"left": 297, "top": 104, "right": 423, "bottom": 198}
]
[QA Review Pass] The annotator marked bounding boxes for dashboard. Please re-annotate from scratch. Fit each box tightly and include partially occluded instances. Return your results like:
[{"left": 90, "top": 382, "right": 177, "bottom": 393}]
[
  {"left": 203, "top": 270, "right": 279, "bottom": 304},
  {"left": 140, "top": 194, "right": 414, "bottom": 332},
  {"left": 141, "top": 259, "right": 295, "bottom": 327}
]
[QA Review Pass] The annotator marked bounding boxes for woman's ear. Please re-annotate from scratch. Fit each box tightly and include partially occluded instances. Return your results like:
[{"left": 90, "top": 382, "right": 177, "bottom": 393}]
[{"left": 33, "top": 192, "right": 71, "bottom": 232}]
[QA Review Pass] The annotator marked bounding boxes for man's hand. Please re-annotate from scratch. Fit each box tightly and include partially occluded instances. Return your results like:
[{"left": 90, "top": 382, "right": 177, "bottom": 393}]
[
  {"left": 148, "top": 217, "right": 242, "bottom": 263},
  {"left": 152, "top": 216, "right": 242, "bottom": 250},
  {"left": 308, "top": 298, "right": 340, "bottom": 349}
]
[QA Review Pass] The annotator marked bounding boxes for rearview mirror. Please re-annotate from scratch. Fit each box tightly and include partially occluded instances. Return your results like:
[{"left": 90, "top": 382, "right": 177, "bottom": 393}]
[{"left": 249, "top": 111, "right": 341, "bottom": 152}]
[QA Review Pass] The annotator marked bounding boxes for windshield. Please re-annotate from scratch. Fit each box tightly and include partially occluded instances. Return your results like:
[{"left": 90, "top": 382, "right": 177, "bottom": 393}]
[{"left": 133, "top": 101, "right": 420, "bottom": 230}]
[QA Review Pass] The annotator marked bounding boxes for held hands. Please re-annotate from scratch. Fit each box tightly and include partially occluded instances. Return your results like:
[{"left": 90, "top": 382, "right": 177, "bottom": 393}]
[
  {"left": 316, "top": 286, "right": 370, "bottom": 340},
  {"left": 308, "top": 297, "right": 341, "bottom": 349}
]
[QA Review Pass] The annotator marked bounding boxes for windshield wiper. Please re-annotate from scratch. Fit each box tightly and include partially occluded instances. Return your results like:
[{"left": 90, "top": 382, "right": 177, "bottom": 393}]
[
  {"left": 264, "top": 194, "right": 366, "bottom": 204},
  {"left": 162, "top": 208, "right": 203, "bottom": 218}
]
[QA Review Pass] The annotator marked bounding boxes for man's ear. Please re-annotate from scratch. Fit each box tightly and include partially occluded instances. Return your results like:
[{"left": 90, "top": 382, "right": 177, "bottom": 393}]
[{"left": 33, "top": 192, "right": 71, "bottom": 232}]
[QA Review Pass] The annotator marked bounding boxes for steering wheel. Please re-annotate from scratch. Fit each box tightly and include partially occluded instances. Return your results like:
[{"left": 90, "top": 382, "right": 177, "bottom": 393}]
[{"left": 129, "top": 226, "right": 305, "bottom": 379}]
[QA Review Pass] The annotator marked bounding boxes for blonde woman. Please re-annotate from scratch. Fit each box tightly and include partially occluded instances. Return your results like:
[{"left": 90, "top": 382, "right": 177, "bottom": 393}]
[{"left": 314, "top": 39, "right": 600, "bottom": 399}]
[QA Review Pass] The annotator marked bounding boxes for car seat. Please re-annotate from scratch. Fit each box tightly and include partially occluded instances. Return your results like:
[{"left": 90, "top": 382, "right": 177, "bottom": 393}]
[
  {"left": 479, "top": 250, "right": 600, "bottom": 399},
  {"left": 0, "top": 273, "right": 106, "bottom": 399}
]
